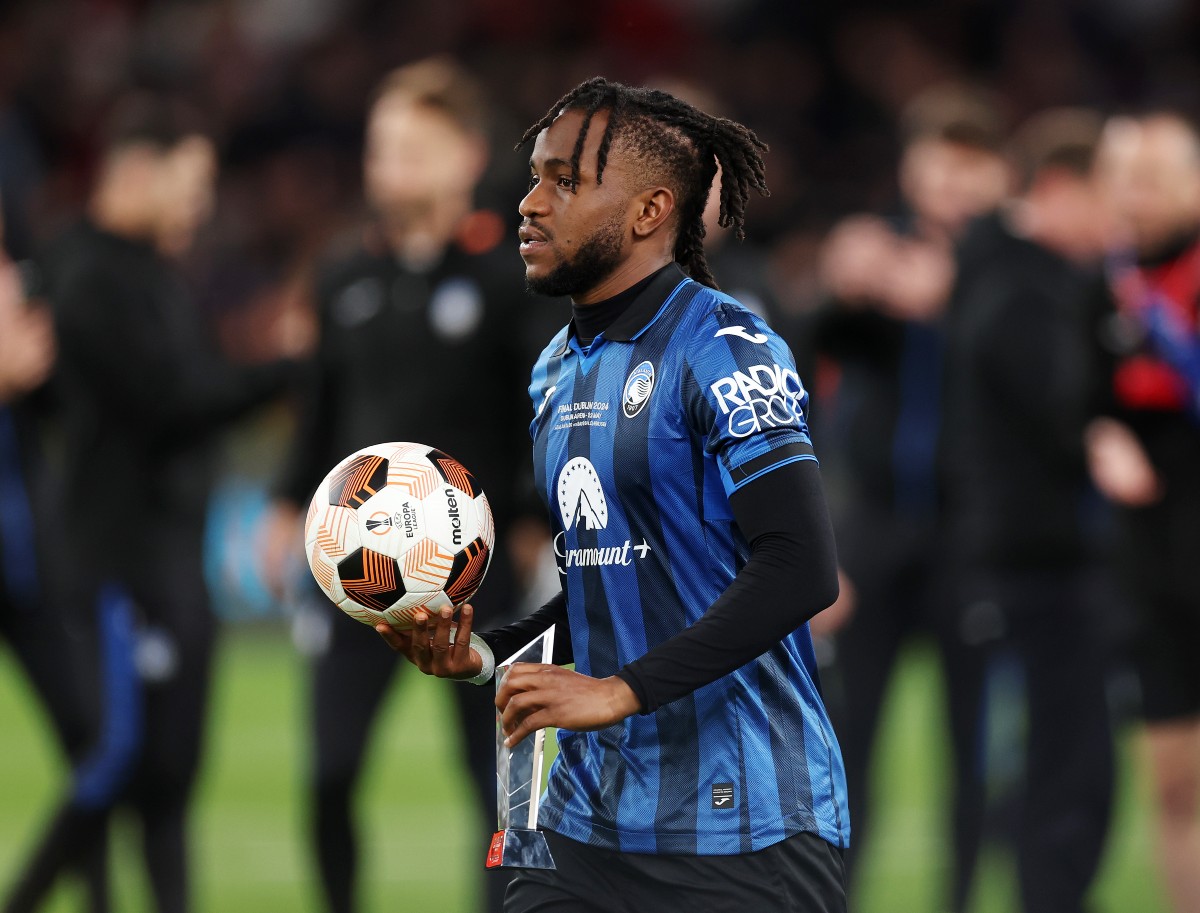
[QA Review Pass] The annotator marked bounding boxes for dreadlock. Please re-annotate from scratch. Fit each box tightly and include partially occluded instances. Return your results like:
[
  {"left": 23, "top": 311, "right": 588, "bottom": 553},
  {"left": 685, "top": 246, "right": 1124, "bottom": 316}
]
[{"left": 517, "top": 77, "right": 769, "bottom": 289}]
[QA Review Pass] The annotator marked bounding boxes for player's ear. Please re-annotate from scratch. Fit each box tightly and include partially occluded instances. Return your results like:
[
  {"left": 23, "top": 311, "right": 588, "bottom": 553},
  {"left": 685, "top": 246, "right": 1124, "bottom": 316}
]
[{"left": 630, "top": 186, "right": 675, "bottom": 239}]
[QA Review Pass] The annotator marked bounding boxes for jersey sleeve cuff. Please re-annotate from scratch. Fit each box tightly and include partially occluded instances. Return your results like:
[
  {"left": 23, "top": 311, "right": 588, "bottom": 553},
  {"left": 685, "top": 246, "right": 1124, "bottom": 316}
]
[
  {"left": 615, "top": 666, "right": 652, "bottom": 715},
  {"left": 723, "top": 441, "right": 817, "bottom": 494}
]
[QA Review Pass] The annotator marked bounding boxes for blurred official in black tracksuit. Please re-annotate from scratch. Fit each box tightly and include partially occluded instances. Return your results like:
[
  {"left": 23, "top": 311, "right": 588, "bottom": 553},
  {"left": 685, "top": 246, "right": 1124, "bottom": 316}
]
[
  {"left": 6, "top": 95, "right": 299, "bottom": 913},
  {"left": 0, "top": 246, "right": 115, "bottom": 913},
  {"left": 260, "top": 60, "right": 559, "bottom": 913},
  {"left": 942, "top": 110, "right": 1115, "bottom": 913}
]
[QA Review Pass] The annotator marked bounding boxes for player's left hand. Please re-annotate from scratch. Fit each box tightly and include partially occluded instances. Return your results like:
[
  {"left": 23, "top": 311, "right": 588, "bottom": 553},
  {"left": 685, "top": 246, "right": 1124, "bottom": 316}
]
[{"left": 496, "top": 664, "right": 641, "bottom": 748}]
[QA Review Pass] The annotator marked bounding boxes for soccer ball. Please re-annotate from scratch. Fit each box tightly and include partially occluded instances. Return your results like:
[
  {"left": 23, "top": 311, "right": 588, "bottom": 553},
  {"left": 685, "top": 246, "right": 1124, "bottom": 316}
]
[{"left": 304, "top": 442, "right": 494, "bottom": 629}]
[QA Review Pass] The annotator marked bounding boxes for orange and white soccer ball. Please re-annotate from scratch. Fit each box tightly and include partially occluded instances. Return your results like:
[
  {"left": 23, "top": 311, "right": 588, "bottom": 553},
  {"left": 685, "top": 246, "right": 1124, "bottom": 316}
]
[{"left": 304, "top": 442, "right": 494, "bottom": 629}]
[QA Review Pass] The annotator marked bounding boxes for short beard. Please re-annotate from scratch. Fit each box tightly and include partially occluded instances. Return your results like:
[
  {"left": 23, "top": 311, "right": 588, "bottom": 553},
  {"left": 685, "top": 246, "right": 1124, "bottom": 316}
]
[{"left": 525, "top": 213, "right": 625, "bottom": 299}]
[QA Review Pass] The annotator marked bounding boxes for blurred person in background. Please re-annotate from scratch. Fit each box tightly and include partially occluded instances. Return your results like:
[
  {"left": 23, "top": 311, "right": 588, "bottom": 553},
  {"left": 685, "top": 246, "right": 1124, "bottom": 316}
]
[
  {"left": 0, "top": 214, "right": 116, "bottom": 913},
  {"left": 258, "top": 58, "right": 557, "bottom": 913},
  {"left": 1088, "top": 111, "right": 1200, "bottom": 913},
  {"left": 10, "top": 93, "right": 304, "bottom": 913},
  {"left": 943, "top": 109, "right": 1115, "bottom": 913},
  {"left": 806, "top": 82, "right": 1011, "bottom": 911}
]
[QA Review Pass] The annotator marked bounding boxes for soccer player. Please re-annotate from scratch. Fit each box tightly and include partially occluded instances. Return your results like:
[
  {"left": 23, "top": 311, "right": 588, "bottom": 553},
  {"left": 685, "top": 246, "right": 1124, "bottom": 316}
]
[
  {"left": 24, "top": 93, "right": 301, "bottom": 913},
  {"left": 942, "top": 109, "right": 1115, "bottom": 913},
  {"left": 1088, "top": 111, "right": 1200, "bottom": 913},
  {"left": 259, "top": 59, "right": 559, "bottom": 913},
  {"left": 377, "top": 78, "right": 848, "bottom": 912}
]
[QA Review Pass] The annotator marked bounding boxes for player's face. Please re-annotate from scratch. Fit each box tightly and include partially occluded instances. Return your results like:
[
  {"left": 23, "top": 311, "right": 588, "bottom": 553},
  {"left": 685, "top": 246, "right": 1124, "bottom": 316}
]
[
  {"left": 519, "top": 108, "right": 633, "bottom": 299},
  {"left": 365, "top": 99, "right": 485, "bottom": 214},
  {"left": 1098, "top": 117, "right": 1200, "bottom": 256}
]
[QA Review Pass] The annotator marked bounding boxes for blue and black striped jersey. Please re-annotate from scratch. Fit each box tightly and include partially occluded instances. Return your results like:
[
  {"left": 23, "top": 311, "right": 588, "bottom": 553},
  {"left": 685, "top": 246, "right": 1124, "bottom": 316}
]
[{"left": 528, "top": 263, "right": 849, "bottom": 855}]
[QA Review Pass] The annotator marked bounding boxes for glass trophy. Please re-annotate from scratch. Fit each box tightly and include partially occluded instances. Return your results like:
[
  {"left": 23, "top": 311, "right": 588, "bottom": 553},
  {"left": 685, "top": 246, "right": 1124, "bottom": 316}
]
[{"left": 486, "top": 626, "right": 557, "bottom": 870}]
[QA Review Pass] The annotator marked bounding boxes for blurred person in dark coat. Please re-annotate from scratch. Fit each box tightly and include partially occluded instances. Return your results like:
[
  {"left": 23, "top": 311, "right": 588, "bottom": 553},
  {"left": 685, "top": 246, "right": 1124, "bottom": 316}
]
[
  {"left": 1088, "top": 111, "right": 1200, "bottom": 913},
  {"left": 6, "top": 93, "right": 303, "bottom": 913},
  {"left": 806, "top": 83, "right": 1011, "bottom": 911},
  {"left": 258, "top": 59, "right": 558, "bottom": 913},
  {"left": 943, "top": 109, "right": 1115, "bottom": 913},
  {"left": 0, "top": 215, "right": 117, "bottom": 913}
]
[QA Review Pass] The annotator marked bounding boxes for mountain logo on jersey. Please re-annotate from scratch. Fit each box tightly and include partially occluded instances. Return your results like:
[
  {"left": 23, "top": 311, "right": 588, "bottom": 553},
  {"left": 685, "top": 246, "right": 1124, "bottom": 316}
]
[
  {"left": 557, "top": 457, "right": 608, "bottom": 531},
  {"left": 710, "top": 363, "right": 806, "bottom": 439},
  {"left": 622, "top": 361, "right": 655, "bottom": 418},
  {"left": 553, "top": 457, "right": 651, "bottom": 572},
  {"left": 715, "top": 325, "right": 768, "bottom": 345}
]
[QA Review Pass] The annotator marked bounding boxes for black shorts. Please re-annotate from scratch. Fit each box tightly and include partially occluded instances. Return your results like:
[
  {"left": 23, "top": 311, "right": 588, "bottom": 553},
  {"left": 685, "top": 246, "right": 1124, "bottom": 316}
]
[
  {"left": 1115, "top": 426, "right": 1200, "bottom": 722},
  {"left": 504, "top": 829, "right": 846, "bottom": 913}
]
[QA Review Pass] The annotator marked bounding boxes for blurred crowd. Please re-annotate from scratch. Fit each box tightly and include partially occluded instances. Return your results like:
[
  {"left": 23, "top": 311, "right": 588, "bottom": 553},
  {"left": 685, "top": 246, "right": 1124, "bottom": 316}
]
[
  {"left": 0, "top": 0, "right": 1198, "bottom": 317},
  {"left": 3, "top": 1, "right": 1200, "bottom": 913}
]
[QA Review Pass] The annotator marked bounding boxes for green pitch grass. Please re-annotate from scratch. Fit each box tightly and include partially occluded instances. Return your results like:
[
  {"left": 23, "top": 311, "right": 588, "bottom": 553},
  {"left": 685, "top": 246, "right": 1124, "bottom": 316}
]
[{"left": 0, "top": 630, "right": 1171, "bottom": 912}]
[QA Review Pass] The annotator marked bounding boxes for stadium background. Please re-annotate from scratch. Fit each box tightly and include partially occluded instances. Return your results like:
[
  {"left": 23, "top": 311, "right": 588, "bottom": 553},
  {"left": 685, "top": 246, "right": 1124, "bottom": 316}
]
[{"left": 1, "top": 0, "right": 1197, "bottom": 910}]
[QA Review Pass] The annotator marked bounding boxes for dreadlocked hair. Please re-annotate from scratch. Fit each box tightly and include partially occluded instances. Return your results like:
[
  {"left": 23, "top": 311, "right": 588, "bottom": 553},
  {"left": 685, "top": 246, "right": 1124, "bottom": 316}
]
[{"left": 517, "top": 77, "right": 769, "bottom": 289}]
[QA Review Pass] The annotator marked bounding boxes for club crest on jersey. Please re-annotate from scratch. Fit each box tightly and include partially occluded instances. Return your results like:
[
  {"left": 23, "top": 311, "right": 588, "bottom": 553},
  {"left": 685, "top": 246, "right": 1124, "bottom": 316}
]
[
  {"left": 553, "top": 457, "right": 651, "bottom": 572},
  {"left": 622, "top": 361, "right": 655, "bottom": 418}
]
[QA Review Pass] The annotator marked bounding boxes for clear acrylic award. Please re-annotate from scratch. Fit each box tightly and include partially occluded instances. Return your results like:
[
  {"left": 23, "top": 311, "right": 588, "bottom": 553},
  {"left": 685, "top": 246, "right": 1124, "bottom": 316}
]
[{"left": 486, "top": 626, "right": 557, "bottom": 870}]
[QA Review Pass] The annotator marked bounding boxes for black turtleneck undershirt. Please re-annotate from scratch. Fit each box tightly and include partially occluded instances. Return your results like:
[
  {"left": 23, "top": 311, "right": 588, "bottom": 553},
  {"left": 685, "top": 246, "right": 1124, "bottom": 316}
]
[{"left": 571, "top": 265, "right": 667, "bottom": 347}]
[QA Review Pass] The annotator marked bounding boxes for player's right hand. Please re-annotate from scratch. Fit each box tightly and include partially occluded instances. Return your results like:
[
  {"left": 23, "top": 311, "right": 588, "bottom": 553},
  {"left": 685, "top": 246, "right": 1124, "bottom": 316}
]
[{"left": 375, "top": 604, "right": 484, "bottom": 681}]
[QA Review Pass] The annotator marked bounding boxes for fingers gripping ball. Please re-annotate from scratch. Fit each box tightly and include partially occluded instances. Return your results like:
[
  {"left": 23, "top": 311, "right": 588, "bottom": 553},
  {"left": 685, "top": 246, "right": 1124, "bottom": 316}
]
[{"left": 305, "top": 442, "right": 494, "bottom": 629}]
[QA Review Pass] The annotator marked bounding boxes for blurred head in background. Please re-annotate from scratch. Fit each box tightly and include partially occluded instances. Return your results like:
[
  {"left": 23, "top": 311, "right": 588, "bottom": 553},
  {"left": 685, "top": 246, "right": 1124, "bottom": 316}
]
[
  {"left": 364, "top": 57, "right": 489, "bottom": 239},
  {"left": 898, "top": 83, "right": 1012, "bottom": 240},
  {"left": 817, "top": 83, "right": 1010, "bottom": 319},
  {"left": 89, "top": 93, "right": 215, "bottom": 257},
  {"left": 1098, "top": 111, "right": 1200, "bottom": 259},
  {"left": 1007, "top": 107, "right": 1111, "bottom": 262}
]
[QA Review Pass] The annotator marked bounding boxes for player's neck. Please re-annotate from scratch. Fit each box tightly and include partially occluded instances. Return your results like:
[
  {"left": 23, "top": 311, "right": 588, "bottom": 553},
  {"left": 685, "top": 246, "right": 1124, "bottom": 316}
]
[
  {"left": 571, "top": 264, "right": 671, "bottom": 345},
  {"left": 572, "top": 254, "right": 674, "bottom": 307}
]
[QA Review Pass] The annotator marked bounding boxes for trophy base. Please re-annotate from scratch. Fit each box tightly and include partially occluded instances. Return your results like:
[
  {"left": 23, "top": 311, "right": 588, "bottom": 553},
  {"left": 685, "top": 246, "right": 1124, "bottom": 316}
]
[{"left": 486, "top": 828, "right": 556, "bottom": 870}]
